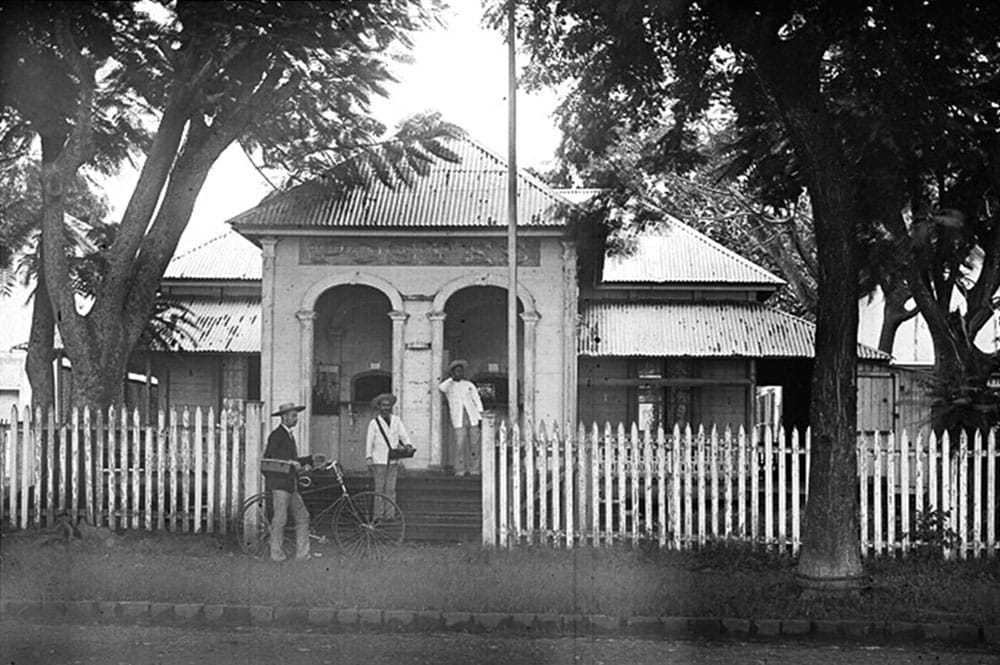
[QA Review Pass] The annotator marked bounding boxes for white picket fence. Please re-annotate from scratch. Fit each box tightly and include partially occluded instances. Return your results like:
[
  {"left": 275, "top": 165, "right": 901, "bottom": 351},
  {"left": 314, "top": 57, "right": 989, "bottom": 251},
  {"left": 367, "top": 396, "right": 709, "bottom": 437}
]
[
  {"left": 480, "top": 418, "right": 999, "bottom": 559},
  {"left": 0, "top": 404, "right": 263, "bottom": 534}
]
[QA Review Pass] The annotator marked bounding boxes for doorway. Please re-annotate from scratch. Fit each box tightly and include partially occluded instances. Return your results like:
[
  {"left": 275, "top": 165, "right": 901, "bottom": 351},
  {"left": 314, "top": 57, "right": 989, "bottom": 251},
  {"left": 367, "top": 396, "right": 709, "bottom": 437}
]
[{"left": 311, "top": 284, "right": 392, "bottom": 470}]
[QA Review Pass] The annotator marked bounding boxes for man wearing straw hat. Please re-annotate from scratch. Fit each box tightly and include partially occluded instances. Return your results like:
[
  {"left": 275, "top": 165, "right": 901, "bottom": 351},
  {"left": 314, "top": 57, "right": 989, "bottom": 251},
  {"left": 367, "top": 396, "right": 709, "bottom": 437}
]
[
  {"left": 365, "top": 393, "right": 411, "bottom": 520},
  {"left": 262, "top": 402, "right": 313, "bottom": 562},
  {"left": 438, "top": 359, "right": 484, "bottom": 476}
]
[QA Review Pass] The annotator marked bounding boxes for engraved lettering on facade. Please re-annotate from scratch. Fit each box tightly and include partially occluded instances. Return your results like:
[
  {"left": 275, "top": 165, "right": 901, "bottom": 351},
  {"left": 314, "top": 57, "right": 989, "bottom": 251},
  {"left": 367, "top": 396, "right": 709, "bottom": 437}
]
[{"left": 301, "top": 238, "right": 541, "bottom": 266}]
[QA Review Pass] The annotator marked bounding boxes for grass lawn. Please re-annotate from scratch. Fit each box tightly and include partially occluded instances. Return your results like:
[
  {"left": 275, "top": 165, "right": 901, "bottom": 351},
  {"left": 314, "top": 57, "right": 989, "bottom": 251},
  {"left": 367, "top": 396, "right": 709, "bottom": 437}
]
[{"left": 1, "top": 529, "right": 997, "bottom": 623}]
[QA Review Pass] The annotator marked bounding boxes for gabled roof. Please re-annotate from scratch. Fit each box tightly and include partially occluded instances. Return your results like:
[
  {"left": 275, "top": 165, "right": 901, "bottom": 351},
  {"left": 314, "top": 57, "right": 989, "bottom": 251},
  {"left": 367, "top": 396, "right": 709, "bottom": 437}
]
[
  {"left": 165, "top": 231, "right": 261, "bottom": 281},
  {"left": 602, "top": 223, "right": 784, "bottom": 287},
  {"left": 579, "top": 301, "right": 887, "bottom": 360},
  {"left": 228, "top": 135, "right": 571, "bottom": 231}
]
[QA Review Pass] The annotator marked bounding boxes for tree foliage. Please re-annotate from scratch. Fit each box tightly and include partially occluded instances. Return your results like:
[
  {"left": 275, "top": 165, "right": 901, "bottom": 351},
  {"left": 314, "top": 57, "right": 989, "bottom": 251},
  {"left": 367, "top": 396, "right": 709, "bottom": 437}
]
[
  {"left": 499, "top": 0, "right": 1000, "bottom": 587},
  {"left": 0, "top": 0, "right": 458, "bottom": 409},
  {"left": 502, "top": 0, "right": 1000, "bottom": 431}
]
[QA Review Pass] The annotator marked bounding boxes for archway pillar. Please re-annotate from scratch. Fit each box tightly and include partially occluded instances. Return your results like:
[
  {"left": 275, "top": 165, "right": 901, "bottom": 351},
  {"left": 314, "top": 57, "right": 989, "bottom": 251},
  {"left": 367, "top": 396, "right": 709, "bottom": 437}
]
[
  {"left": 520, "top": 311, "right": 541, "bottom": 430},
  {"left": 427, "top": 310, "right": 447, "bottom": 468},
  {"left": 260, "top": 238, "right": 277, "bottom": 418},
  {"left": 388, "top": 310, "right": 408, "bottom": 410},
  {"left": 296, "top": 309, "right": 316, "bottom": 453}
]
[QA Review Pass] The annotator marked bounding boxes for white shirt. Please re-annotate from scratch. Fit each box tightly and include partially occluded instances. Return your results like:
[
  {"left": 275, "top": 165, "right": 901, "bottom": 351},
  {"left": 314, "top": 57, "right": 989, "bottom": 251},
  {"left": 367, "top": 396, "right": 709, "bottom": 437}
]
[
  {"left": 365, "top": 414, "right": 412, "bottom": 465},
  {"left": 438, "top": 377, "right": 484, "bottom": 428}
]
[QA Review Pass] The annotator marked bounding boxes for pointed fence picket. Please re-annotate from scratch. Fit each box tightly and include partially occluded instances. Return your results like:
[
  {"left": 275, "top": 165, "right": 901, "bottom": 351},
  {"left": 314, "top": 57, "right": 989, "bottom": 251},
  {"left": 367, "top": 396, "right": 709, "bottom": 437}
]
[
  {"left": 0, "top": 403, "right": 263, "bottom": 534},
  {"left": 482, "top": 421, "right": 999, "bottom": 559}
]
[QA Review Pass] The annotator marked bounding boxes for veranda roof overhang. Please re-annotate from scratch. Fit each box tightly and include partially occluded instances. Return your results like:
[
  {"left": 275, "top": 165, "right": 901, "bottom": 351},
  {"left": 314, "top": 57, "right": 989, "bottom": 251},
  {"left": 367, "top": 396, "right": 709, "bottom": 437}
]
[
  {"left": 578, "top": 301, "right": 888, "bottom": 360},
  {"left": 155, "top": 297, "right": 260, "bottom": 354}
]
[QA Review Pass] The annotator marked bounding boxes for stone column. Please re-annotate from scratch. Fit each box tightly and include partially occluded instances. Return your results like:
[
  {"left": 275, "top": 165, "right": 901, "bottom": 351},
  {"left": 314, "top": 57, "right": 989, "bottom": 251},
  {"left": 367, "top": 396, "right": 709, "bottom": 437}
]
[
  {"left": 389, "top": 310, "right": 408, "bottom": 410},
  {"left": 260, "top": 237, "right": 278, "bottom": 418},
  {"left": 296, "top": 309, "right": 316, "bottom": 454},
  {"left": 520, "top": 311, "right": 541, "bottom": 431},
  {"left": 427, "top": 310, "right": 447, "bottom": 469}
]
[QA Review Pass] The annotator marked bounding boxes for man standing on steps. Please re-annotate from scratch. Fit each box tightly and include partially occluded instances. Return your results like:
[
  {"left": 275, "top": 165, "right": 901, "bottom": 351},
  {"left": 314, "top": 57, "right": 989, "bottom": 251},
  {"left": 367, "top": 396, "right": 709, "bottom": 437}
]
[
  {"left": 365, "top": 392, "right": 411, "bottom": 520},
  {"left": 438, "top": 359, "right": 484, "bottom": 476},
  {"left": 262, "top": 402, "right": 313, "bottom": 562}
]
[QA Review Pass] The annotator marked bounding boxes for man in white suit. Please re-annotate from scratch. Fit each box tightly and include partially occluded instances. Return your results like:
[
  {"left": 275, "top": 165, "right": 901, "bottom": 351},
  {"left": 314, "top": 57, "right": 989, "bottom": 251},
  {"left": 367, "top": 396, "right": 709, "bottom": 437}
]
[{"left": 438, "top": 359, "right": 483, "bottom": 476}]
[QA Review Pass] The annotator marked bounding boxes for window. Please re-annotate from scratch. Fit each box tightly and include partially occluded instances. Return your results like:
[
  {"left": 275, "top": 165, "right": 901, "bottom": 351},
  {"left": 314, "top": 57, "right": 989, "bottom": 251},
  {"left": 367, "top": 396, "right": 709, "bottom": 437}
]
[{"left": 351, "top": 371, "right": 391, "bottom": 405}]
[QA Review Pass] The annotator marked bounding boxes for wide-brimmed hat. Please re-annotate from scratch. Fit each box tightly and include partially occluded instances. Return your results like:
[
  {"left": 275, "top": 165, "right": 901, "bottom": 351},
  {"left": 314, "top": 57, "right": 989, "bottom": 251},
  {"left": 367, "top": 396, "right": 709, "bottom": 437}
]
[
  {"left": 447, "top": 359, "right": 468, "bottom": 372},
  {"left": 271, "top": 402, "right": 306, "bottom": 417},
  {"left": 370, "top": 393, "right": 397, "bottom": 409}
]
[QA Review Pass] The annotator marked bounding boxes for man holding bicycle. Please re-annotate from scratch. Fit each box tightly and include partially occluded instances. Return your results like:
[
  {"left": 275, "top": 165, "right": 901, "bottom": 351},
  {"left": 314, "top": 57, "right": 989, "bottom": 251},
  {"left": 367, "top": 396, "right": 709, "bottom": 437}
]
[{"left": 262, "top": 402, "right": 314, "bottom": 562}]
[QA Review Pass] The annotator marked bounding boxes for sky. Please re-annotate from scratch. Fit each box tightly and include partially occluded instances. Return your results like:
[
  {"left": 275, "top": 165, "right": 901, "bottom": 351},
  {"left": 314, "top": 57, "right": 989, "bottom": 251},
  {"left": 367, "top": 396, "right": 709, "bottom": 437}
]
[{"left": 111, "top": 3, "right": 563, "bottom": 254}]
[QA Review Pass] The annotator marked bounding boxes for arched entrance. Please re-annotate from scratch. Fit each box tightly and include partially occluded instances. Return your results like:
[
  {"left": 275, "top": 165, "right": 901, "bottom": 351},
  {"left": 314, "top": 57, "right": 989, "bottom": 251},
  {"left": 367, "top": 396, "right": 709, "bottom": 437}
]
[
  {"left": 441, "top": 286, "right": 524, "bottom": 468},
  {"left": 312, "top": 285, "right": 392, "bottom": 470}
]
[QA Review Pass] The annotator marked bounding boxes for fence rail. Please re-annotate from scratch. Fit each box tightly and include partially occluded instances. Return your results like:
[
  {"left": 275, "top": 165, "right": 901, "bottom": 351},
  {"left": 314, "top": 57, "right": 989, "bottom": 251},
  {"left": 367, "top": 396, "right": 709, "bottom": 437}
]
[
  {"left": 1, "top": 404, "right": 263, "bottom": 534},
  {"left": 481, "top": 418, "right": 998, "bottom": 559}
]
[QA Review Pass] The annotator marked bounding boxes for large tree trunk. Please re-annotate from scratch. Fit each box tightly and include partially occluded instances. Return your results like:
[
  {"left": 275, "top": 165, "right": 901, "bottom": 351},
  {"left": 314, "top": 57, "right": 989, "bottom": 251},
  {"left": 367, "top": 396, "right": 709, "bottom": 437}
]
[
  {"left": 795, "top": 162, "right": 865, "bottom": 591},
  {"left": 755, "top": 67, "right": 866, "bottom": 593},
  {"left": 25, "top": 254, "right": 55, "bottom": 412},
  {"left": 700, "top": 0, "right": 868, "bottom": 591}
]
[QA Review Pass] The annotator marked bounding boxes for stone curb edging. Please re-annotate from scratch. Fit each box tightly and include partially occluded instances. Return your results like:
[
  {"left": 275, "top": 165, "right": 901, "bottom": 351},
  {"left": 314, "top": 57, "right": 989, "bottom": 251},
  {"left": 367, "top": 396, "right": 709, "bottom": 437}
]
[{"left": 1, "top": 599, "right": 995, "bottom": 648}]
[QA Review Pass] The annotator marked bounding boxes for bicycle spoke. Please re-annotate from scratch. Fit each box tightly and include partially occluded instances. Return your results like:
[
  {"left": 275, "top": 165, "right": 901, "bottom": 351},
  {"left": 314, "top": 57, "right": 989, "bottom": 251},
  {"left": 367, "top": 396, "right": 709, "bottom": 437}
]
[{"left": 332, "top": 491, "right": 404, "bottom": 557}]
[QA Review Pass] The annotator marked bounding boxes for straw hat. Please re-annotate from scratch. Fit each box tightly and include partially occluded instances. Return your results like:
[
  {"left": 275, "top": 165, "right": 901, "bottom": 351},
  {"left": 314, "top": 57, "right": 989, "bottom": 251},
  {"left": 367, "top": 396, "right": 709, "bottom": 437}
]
[
  {"left": 271, "top": 402, "right": 306, "bottom": 417},
  {"left": 447, "top": 359, "right": 468, "bottom": 372},
  {"left": 370, "top": 393, "right": 397, "bottom": 409}
]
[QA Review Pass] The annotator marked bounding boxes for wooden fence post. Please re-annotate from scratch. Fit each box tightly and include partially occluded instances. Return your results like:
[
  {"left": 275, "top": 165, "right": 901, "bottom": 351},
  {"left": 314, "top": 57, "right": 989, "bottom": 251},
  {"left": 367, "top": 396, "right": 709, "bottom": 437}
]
[
  {"left": 900, "top": 429, "right": 911, "bottom": 557},
  {"left": 181, "top": 408, "right": 191, "bottom": 533},
  {"left": 206, "top": 407, "right": 216, "bottom": 535},
  {"left": 194, "top": 407, "right": 204, "bottom": 534},
  {"left": 219, "top": 409, "right": 229, "bottom": 534},
  {"left": 6, "top": 407, "right": 18, "bottom": 528},
  {"left": 512, "top": 417, "right": 522, "bottom": 545},
  {"left": 156, "top": 409, "right": 166, "bottom": 531},
  {"left": 987, "top": 429, "right": 996, "bottom": 558},
  {"left": 791, "top": 427, "right": 801, "bottom": 555},
  {"left": 481, "top": 413, "right": 496, "bottom": 547},
  {"left": 243, "top": 401, "right": 262, "bottom": 506},
  {"left": 131, "top": 408, "right": 141, "bottom": 531},
  {"left": 590, "top": 423, "right": 600, "bottom": 547},
  {"left": 144, "top": 411, "right": 153, "bottom": 531},
  {"left": 499, "top": 421, "right": 510, "bottom": 548},
  {"left": 23, "top": 406, "right": 35, "bottom": 529},
  {"left": 169, "top": 407, "right": 179, "bottom": 531},
  {"left": 0, "top": 407, "right": 8, "bottom": 527},
  {"left": 83, "top": 407, "right": 94, "bottom": 527}
]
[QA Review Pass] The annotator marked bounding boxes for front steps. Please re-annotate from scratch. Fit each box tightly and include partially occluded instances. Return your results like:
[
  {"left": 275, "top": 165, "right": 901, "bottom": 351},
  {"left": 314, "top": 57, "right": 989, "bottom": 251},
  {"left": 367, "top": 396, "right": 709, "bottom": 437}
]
[{"left": 342, "top": 471, "right": 482, "bottom": 543}]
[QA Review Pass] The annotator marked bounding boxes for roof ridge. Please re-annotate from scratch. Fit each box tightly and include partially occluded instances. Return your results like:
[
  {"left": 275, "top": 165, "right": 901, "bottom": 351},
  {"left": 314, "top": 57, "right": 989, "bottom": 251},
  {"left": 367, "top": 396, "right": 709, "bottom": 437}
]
[
  {"left": 168, "top": 231, "right": 230, "bottom": 264},
  {"left": 455, "top": 135, "right": 573, "bottom": 205},
  {"left": 661, "top": 215, "right": 783, "bottom": 283}
]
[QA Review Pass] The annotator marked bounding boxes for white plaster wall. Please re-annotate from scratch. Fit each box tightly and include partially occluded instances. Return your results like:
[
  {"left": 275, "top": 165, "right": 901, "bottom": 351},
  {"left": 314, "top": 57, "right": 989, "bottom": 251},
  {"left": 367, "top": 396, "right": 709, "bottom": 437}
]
[{"left": 267, "top": 234, "right": 570, "bottom": 466}]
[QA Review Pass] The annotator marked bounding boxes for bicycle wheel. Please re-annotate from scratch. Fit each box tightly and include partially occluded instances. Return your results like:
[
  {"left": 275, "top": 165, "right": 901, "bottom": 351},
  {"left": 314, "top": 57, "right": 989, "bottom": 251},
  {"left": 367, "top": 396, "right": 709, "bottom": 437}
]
[
  {"left": 331, "top": 491, "right": 404, "bottom": 557},
  {"left": 236, "top": 492, "right": 290, "bottom": 558}
]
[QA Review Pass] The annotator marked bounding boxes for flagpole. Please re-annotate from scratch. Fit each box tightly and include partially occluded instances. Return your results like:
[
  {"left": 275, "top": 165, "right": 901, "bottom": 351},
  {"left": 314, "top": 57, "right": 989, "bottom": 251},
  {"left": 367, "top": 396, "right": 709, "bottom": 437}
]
[{"left": 506, "top": 1, "right": 520, "bottom": 430}]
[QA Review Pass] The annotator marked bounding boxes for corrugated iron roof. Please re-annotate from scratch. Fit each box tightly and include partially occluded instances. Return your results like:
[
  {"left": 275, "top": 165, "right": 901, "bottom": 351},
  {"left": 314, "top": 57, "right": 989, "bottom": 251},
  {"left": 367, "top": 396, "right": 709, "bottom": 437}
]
[
  {"left": 603, "top": 224, "right": 784, "bottom": 286},
  {"left": 165, "top": 231, "right": 261, "bottom": 280},
  {"left": 162, "top": 297, "right": 260, "bottom": 353},
  {"left": 578, "top": 301, "right": 887, "bottom": 360},
  {"left": 228, "top": 136, "right": 571, "bottom": 230}
]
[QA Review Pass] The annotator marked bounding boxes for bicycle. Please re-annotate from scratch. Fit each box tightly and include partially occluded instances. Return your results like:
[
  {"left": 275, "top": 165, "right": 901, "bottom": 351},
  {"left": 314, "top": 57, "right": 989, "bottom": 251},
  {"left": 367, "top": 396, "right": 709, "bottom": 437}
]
[{"left": 236, "top": 459, "right": 404, "bottom": 558}]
